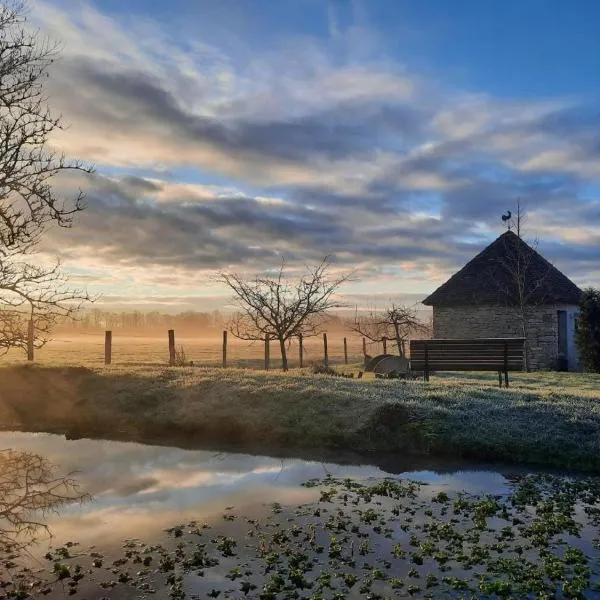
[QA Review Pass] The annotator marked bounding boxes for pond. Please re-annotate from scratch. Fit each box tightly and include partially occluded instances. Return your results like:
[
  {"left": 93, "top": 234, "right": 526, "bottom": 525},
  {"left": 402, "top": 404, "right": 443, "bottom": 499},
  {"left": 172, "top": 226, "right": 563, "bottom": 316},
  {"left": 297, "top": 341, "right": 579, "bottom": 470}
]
[{"left": 1, "top": 431, "right": 600, "bottom": 599}]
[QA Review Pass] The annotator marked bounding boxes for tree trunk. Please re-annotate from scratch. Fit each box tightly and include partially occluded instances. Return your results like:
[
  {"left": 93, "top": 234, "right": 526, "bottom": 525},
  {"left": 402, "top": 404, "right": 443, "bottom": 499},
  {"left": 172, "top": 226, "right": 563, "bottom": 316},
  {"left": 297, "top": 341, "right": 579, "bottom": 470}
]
[
  {"left": 393, "top": 323, "right": 403, "bottom": 356},
  {"left": 279, "top": 336, "right": 288, "bottom": 371},
  {"left": 519, "top": 308, "right": 531, "bottom": 373}
]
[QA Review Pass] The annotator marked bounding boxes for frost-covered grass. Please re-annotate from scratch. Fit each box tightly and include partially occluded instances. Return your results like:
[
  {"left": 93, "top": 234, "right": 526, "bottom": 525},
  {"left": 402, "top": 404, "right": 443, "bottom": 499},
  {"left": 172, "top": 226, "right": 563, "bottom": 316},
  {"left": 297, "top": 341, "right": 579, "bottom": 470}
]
[{"left": 1, "top": 365, "right": 600, "bottom": 472}]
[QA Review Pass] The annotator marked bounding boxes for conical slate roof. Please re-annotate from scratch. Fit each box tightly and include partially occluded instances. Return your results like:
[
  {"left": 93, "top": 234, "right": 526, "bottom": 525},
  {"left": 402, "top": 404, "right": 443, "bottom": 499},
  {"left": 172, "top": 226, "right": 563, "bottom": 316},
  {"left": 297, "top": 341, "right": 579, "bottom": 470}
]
[{"left": 423, "top": 231, "right": 582, "bottom": 307}]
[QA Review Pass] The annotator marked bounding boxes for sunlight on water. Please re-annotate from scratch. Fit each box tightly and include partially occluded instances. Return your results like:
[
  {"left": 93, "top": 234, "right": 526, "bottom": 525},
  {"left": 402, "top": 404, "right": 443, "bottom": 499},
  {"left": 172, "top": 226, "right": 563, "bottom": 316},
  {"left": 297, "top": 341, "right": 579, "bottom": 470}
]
[
  {"left": 1, "top": 431, "right": 513, "bottom": 551},
  {"left": 2, "top": 431, "right": 599, "bottom": 599}
]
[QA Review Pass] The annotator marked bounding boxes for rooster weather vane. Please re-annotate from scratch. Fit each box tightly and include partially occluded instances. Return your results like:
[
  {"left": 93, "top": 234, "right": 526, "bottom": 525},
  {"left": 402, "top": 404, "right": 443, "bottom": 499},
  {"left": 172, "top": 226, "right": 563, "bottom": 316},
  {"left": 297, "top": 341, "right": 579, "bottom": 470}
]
[{"left": 501, "top": 210, "right": 512, "bottom": 230}]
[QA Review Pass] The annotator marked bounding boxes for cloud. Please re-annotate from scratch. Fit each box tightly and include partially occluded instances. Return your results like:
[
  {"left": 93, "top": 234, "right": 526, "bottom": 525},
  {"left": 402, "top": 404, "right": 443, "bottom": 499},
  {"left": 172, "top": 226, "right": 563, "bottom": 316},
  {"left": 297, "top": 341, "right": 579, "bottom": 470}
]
[
  {"left": 45, "top": 172, "right": 470, "bottom": 274},
  {"left": 23, "top": 0, "right": 600, "bottom": 305}
]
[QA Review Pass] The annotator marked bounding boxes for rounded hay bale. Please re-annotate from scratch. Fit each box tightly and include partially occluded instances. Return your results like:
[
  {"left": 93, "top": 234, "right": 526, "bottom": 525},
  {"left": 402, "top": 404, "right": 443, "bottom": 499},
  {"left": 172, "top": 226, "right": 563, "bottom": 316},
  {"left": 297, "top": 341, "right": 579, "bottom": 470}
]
[
  {"left": 373, "top": 356, "right": 410, "bottom": 376},
  {"left": 365, "top": 354, "right": 393, "bottom": 372}
]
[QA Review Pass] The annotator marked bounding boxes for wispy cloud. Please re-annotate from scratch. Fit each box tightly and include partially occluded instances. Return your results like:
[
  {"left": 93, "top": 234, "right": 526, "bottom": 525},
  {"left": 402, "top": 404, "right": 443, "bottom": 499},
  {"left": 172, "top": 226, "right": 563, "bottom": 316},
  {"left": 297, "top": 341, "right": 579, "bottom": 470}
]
[{"left": 28, "top": 0, "right": 600, "bottom": 306}]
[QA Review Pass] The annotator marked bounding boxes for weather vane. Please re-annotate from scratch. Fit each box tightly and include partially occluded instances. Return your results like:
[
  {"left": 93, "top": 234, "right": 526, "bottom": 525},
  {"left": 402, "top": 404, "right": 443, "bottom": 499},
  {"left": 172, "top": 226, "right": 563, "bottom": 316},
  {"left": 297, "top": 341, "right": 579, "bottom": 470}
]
[{"left": 501, "top": 210, "right": 512, "bottom": 230}]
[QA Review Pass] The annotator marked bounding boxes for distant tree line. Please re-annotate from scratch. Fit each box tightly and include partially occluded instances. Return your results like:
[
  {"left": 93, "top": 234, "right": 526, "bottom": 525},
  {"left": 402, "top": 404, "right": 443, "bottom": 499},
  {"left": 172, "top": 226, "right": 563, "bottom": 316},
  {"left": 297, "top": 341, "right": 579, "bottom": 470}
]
[
  {"left": 54, "top": 308, "right": 370, "bottom": 336},
  {"left": 56, "top": 309, "right": 228, "bottom": 334}
]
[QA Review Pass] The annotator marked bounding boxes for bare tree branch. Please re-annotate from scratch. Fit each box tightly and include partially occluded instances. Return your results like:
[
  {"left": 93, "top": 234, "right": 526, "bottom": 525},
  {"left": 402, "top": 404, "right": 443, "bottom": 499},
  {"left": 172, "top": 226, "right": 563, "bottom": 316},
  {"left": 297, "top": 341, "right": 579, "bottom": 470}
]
[
  {"left": 218, "top": 258, "right": 351, "bottom": 370},
  {"left": 0, "top": 449, "right": 89, "bottom": 553},
  {"left": 0, "top": 248, "right": 90, "bottom": 354},
  {"left": 0, "top": 1, "right": 93, "bottom": 354},
  {"left": 351, "top": 303, "right": 428, "bottom": 357},
  {"left": 491, "top": 201, "right": 553, "bottom": 371},
  {"left": 0, "top": 1, "right": 93, "bottom": 253}
]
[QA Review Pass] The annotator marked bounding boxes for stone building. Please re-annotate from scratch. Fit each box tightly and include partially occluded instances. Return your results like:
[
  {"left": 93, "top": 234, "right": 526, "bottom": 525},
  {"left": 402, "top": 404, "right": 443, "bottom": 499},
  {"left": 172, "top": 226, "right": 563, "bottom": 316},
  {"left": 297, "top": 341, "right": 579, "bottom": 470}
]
[{"left": 423, "top": 231, "right": 583, "bottom": 371}]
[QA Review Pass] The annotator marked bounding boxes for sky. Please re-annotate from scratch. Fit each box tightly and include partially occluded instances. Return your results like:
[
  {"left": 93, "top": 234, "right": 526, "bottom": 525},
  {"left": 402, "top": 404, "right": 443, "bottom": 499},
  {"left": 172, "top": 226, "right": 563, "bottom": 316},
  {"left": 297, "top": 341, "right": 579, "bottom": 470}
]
[{"left": 29, "top": 0, "right": 600, "bottom": 312}]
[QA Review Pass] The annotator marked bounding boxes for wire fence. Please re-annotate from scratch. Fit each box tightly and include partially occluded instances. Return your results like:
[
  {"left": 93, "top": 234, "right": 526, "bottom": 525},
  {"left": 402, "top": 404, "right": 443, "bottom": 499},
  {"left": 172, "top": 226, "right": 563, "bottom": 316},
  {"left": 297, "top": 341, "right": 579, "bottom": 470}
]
[{"left": 18, "top": 329, "right": 397, "bottom": 370}]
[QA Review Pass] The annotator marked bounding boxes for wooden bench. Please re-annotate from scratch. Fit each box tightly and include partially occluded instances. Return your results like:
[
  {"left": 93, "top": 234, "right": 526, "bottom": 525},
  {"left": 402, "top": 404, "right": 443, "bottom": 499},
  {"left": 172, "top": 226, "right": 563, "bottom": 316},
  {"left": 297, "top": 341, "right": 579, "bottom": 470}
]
[{"left": 409, "top": 338, "right": 525, "bottom": 387}]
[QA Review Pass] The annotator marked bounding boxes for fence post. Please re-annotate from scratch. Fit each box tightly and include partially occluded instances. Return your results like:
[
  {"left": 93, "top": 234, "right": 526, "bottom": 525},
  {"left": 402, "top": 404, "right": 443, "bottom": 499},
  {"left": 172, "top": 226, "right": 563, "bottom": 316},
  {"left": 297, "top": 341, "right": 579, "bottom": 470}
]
[
  {"left": 298, "top": 333, "right": 303, "bottom": 368},
  {"left": 264, "top": 334, "right": 270, "bottom": 370},
  {"left": 343, "top": 337, "right": 348, "bottom": 364},
  {"left": 323, "top": 332, "right": 328, "bottom": 367},
  {"left": 27, "top": 319, "right": 34, "bottom": 361},
  {"left": 168, "top": 329, "right": 175, "bottom": 366},
  {"left": 105, "top": 330, "right": 112, "bottom": 365},
  {"left": 362, "top": 337, "right": 367, "bottom": 358},
  {"left": 382, "top": 336, "right": 387, "bottom": 354},
  {"left": 222, "top": 330, "right": 227, "bottom": 368}
]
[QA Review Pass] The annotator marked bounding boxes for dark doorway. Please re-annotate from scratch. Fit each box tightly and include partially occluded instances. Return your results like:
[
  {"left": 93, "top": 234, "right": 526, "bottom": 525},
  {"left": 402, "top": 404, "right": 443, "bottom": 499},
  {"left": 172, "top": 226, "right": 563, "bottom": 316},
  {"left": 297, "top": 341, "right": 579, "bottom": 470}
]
[{"left": 557, "top": 310, "right": 568, "bottom": 370}]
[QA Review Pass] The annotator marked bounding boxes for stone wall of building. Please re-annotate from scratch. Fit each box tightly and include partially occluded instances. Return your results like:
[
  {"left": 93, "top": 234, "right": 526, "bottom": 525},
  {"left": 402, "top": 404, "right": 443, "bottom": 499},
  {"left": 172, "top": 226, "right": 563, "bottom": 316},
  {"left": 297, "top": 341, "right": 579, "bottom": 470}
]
[{"left": 431, "top": 304, "right": 579, "bottom": 371}]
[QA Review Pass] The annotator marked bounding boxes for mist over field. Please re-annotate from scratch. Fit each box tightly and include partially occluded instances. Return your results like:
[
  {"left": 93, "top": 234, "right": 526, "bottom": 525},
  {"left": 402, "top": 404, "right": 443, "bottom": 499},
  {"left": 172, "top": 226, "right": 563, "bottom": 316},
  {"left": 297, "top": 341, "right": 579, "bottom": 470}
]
[{"left": 2, "top": 2, "right": 600, "bottom": 598}]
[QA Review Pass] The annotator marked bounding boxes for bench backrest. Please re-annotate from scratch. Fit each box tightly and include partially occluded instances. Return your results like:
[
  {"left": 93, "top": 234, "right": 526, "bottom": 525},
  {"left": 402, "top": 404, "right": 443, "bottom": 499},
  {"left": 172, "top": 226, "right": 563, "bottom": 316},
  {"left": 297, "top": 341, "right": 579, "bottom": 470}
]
[{"left": 409, "top": 338, "right": 525, "bottom": 372}]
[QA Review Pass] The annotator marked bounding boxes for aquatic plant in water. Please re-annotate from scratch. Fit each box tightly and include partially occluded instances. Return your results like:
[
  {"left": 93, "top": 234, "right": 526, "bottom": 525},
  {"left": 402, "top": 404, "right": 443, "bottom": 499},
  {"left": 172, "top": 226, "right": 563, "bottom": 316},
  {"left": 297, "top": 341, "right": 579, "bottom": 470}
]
[{"left": 2, "top": 473, "right": 600, "bottom": 598}]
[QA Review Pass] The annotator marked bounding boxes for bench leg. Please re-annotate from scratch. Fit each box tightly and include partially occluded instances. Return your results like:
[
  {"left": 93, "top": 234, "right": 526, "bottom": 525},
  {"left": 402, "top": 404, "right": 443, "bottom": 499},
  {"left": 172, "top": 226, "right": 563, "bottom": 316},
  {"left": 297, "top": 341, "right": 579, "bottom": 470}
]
[
  {"left": 498, "top": 371, "right": 502, "bottom": 387},
  {"left": 504, "top": 370, "right": 509, "bottom": 387}
]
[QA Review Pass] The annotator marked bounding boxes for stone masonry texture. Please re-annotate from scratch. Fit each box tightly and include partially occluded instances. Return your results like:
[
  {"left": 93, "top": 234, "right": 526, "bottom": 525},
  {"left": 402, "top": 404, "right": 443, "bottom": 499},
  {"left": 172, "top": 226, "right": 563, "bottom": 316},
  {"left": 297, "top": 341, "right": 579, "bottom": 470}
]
[{"left": 432, "top": 304, "right": 578, "bottom": 371}]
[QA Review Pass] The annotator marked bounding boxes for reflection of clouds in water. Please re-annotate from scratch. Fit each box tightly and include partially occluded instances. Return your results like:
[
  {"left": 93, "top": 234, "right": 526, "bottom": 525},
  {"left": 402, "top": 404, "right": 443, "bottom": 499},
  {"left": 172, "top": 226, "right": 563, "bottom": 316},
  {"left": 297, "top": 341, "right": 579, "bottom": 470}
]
[
  {"left": 408, "top": 469, "right": 511, "bottom": 496},
  {"left": 2, "top": 431, "right": 514, "bottom": 550},
  {"left": 42, "top": 486, "right": 317, "bottom": 551}
]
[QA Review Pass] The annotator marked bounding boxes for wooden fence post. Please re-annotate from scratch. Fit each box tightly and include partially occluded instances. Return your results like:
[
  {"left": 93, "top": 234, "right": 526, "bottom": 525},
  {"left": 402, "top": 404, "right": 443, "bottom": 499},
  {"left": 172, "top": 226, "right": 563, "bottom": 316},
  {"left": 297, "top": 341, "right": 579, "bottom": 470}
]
[
  {"left": 264, "top": 334, "right": 270, "bottom": 370},
  {"left": 323, "top": 332, "right": 328, "bottom": 367},
  {"left": 343, "top": 337, "right": 348, "bottom": 364},
  {"left": 362, "top": 337, "right": 367, "bottom": 358},
  {"left": 27, "top": 319, "right": 34, "bottom": 361},
  {"left": 222, "top": 330, "right": 227, "bottom": 368},
  {"left": 168, "top": 329, "right": 175, "bottom": 366},
  {"left": 105, "top": 330, "right": 112, "bottom": 365},
  {"left": 298, "top": 333, "right": 303, "bottom": 368},
  {"left": 382, "top": 336, "right": 387, "bottom": 354}
]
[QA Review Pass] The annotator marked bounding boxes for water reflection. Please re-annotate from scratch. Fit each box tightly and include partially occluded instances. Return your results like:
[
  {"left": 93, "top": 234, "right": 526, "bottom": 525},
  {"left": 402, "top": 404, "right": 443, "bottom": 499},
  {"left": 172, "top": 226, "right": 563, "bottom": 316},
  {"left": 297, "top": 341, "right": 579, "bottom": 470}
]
[
  {"left": 2, "top": 432, "right": 599, "bottom": 599},
  {"left": 0, "top": 447, "right": 88, "bottom": 553},
  {"left": 0, "top": 430, "right": 521, "bottom": 553}
]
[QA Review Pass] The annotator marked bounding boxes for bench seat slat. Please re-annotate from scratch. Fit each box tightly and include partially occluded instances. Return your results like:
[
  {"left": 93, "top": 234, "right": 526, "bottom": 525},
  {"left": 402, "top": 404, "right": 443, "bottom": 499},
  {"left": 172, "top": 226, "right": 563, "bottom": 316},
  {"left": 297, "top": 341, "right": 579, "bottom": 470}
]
[
  {"left": 409, "top": 337, "right": 525, "bottom": 385},
  {"left": 410, "top": 364, "right": 522, "bottom": 372},
  {"left": 411, "top": 340, "right": 524, "bottom": 345},
  {"left": 411, "top": 360, "right": 523, "bottom": 366},
  {"left": 410, "top": 345, "right": 524, "bottom": 352},
  {"left": 409, "top": 352, "right": 523, "bottom": 357},
  {"left": 409, "top": 351, "right": 524, "bottom": 358}
]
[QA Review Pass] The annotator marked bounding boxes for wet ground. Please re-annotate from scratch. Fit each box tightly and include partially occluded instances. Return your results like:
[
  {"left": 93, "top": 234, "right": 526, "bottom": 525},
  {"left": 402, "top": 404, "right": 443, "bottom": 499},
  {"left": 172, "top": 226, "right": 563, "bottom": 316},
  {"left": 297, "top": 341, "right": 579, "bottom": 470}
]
[{"left": 1, "top": 431, "right": 599, "bottom": 598}]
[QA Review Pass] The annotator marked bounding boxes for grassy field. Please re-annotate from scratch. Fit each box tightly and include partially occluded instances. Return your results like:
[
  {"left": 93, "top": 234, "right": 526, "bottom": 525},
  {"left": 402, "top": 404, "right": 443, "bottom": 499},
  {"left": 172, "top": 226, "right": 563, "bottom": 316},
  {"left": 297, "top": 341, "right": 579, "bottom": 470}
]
[
  {"left": 4, "top": 333, "right": 370, "bottom": 368},
  {"left": 1, "top": 363, "right": 600, "bottom": 472}
]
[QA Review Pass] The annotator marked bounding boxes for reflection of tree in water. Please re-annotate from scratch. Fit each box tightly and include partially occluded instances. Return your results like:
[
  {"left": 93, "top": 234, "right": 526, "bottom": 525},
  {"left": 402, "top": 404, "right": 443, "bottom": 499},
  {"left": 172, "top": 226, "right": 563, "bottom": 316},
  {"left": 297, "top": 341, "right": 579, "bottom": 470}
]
[
  {"left": 1, "top": 449, "right": 88, "bottom": 597},
  {"left": 0, "top": 449, "right": 88, "bottom": 551}
]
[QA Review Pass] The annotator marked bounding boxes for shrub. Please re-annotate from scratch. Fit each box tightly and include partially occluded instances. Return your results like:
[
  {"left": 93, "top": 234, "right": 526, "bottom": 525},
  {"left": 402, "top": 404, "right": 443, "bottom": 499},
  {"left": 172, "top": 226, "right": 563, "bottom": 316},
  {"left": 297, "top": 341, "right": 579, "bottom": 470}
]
[
  {"left": 311, "top": 363, "right": 337, "bottom": 375},
  {"left": 173, "top": 346, "right": 189, "bottom": 367},
  {"left": 575, "top": 288, "right": 600, "bottom": 373},
  {"left": 310, "top": 363, "right": 353, "bottom": 378}
]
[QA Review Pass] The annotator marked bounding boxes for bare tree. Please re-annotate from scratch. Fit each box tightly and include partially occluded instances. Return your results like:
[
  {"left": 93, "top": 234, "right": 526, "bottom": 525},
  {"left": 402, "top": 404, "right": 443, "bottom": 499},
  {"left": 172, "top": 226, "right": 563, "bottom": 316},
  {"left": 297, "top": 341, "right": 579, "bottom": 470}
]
[
  {"left": 493, "top": 202, "right": 552, "bottom": 371},
  {"left": 351, "top": 303, "right": 428, "bottom": 357},
  {"left": 0, "top": 1, "right": 93, "bottom": 354},
  {"left": 0, "top": 256, "right": 87, "bottom": 355},
  {"left": 219, "top": 258, "right": 350, "bottom": 370}
]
